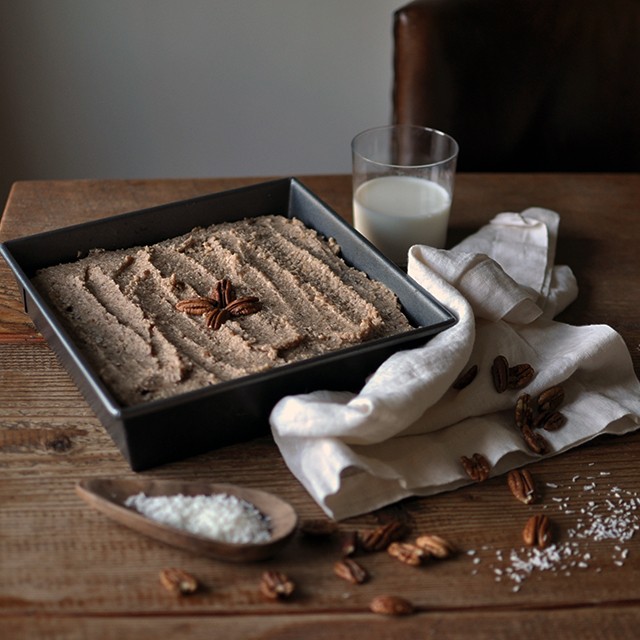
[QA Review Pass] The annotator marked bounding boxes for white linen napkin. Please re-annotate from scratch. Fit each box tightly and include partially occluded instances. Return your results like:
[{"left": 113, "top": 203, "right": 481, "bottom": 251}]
[{"left": 270, "top": 208, "right": 640, "bottom": 520}]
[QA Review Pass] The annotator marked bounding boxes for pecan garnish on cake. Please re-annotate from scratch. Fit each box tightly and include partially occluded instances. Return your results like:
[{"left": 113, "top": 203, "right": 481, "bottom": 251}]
[{"left": 175, "top": 278, "right": 261, "bottom": 330}]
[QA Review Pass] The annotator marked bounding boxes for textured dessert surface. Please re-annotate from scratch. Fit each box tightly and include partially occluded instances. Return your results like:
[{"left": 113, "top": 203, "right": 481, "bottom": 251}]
[{"left": 33, "top": 215, "right": 412, "bottom": 406}]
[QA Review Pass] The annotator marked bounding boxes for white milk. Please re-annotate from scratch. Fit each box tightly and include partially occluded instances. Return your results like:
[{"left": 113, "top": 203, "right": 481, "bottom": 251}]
[{"left": 353, "top": 175, "right": 451, "bottom": 265}]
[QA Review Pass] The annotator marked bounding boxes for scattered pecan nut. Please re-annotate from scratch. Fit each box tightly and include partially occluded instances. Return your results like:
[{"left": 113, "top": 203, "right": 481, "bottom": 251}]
[
  {"left": 159, "top": 568, "right": 199, "bottom": 595},
  {"left": 507, "top": 468, "right": 537, "bottom": 504},
  {"left": 387, "top": 542, "right": 426, "bottom": 566},
  {"left": 358, "top": 520, "right": 409, "bottom": 552},
  {"left": 515, "top": 393, "right": 534, "bottom": 430},
  {"left": 369, "top": 594, "right": 415, "bottom": 616},
  {"left": 539, "top": 411, "right": 567, "bottom": 431},
  {"left": 452, "top": 364, "right": 478, "bottom": 390},
  {"left": 508, "top": 363, "right": 535, "bottom": 389},
  {"left": 521, "top": 425, "right": 551, "bottom": 455},
  {"left": 491, "top": 355, "right": 509, "bottom": 393},
  {"left": 460, "top": 452, "right": 491, "bottom": 482},
  {"left": 536, "top": 385, "right": 565, "bottom": 413},
  {"left": 260, "top": 571, "right": 295, "bottom": 600},
  {"left": 333, "top": 558, "right": 369, "bottom": 584},
  {"left": 414, "top": 534, "right": 456, "bottom": 559},
  {"left": 522, "top": 514, "right": 552, "bottom": 549}
]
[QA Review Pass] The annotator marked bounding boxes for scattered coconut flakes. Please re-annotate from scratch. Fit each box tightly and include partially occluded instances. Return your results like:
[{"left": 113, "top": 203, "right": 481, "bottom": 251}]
[{"left": 471, "top": 463, "right": 639, "bottom": 592}]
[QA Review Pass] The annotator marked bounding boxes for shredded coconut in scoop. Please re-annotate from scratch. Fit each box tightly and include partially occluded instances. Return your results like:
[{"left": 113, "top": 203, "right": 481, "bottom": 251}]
[{"left": 125, "top": 492, "right": 271, "bottom": 543}]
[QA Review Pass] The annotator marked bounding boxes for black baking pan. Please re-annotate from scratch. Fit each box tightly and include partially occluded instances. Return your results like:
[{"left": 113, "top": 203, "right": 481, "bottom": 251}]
[{"left": 0, "top": 178, "right": 456, "bottom": 470}]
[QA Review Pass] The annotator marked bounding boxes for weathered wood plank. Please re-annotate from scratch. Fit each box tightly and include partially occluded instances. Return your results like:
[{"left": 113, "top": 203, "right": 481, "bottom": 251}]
[{"left": 3, "top": 606, "right": 640, "bottom": 640}]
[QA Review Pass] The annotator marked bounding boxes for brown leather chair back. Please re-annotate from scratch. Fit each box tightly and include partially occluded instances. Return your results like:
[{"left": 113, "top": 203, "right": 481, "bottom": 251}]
[{"left": 393, "top": 0, "right": 640, "bottom": 171}]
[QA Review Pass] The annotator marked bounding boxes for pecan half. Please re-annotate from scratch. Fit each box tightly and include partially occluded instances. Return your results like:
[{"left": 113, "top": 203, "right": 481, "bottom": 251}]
[
  {"left": 521, "top": 425, "right": 551, "bottom": 455},
  {"left": 522, "top": 514, "right": 552, "bottom": 548},
  {"left": 214, "top": 278, "right": 235, "bottom": 306},
  {"left": 414, "top": 534, "right": 456, "bottom": 559},
  {"left": 225, "top": 296, "right": 261, "bottom": 316},
  {"left": 175, "top": 298, "right": 217, "bottom": 315},
  {"left": 452, "top": 364, "right": 478, "bottom": 390},
  {"left": 260, "top": 571, "right": 295, "bottom": 600},
  {"left": 333, "top": 558, "right": 369, "bottom": 584},
  {"left": 491, "top": 355, "right": 509, "bottom": 393},
  {"left": 387, "top": 542, "right": 426, "bottom": 566},
  {"left": 536, "top": 385, "right": 565, "bottom": 413},
  {"left": 204, "top": 307, "right": 229, "bottom": 330},
  {"left": 358, "top": 520, "right": 408, "bottom": 552},
  {"left": 460, "top": 452, "right": 491, "bottom": 482},
  {"left": 159, "top": 568, "right": 198, "bottom": 595},
  {"left": 539, "top": 411, "right": 566, "bottom": 431},
  {"left": 508, "top": 363, "right": 535, "bottom": 389},
  {"left": 532, "top": 410, "right": 551, "bottom": 429},
  {"left": 369, "top": 594, "right": 415, "bottom": 616},
  {"left": 507, "top": 468, "right": 537, "bottom": 504},
  {"left": 515, "top": 393, "right": 534, "bottom": 430}
]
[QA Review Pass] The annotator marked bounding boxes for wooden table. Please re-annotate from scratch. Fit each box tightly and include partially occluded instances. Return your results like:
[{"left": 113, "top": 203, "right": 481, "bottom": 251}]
[{"left": 1, "top": 175, "right": 639, "bottom": 639}]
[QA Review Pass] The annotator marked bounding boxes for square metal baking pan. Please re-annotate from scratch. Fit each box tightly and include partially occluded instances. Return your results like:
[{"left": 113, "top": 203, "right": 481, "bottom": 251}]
[{"left": 0, "top": 178, "right": 456, "bottom": 470}]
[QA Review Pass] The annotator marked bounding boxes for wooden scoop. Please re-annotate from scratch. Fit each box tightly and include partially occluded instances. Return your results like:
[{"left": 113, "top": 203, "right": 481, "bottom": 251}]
[{"left": 76, "top": 477, "right": 298, "bottom": 562}]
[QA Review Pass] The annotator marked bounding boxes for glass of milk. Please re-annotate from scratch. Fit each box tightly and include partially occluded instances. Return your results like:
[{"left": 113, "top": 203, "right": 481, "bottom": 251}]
[{"left": 352, "top": 125, "right": 458, "bottom": 267}]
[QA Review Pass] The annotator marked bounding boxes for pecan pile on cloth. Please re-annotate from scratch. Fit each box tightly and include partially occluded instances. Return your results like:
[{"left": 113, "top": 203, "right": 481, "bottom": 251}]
[{"left": 270, "top": 208, "right": 640, "bottom": 520}]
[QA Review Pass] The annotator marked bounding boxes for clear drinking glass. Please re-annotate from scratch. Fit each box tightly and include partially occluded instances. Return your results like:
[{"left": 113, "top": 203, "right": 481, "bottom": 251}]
[{"left": 352, "top": 124, "right": 459, "bottom": 267}]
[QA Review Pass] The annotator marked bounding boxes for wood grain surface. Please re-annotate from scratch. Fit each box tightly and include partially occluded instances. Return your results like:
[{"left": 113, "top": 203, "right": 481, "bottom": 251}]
[{"left": 1, "top": 174, "right": 639, "bottom": 639}]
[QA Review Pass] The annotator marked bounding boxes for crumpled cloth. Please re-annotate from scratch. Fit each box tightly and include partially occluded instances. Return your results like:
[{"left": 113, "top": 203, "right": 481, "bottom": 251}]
[{"left": 270, "top": 208, "right": 640, "bottom": 520}]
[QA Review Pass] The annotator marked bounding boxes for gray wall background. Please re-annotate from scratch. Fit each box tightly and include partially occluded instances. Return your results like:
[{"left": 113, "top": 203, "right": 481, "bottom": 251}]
[{"left": 0, "top": 0, "right": 401, "bottom": 208}]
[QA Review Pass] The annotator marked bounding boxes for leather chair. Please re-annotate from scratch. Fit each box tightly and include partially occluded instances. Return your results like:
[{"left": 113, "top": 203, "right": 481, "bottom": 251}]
[{"left": 392, "top": 0, "right": 640, "bottom": 171}]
